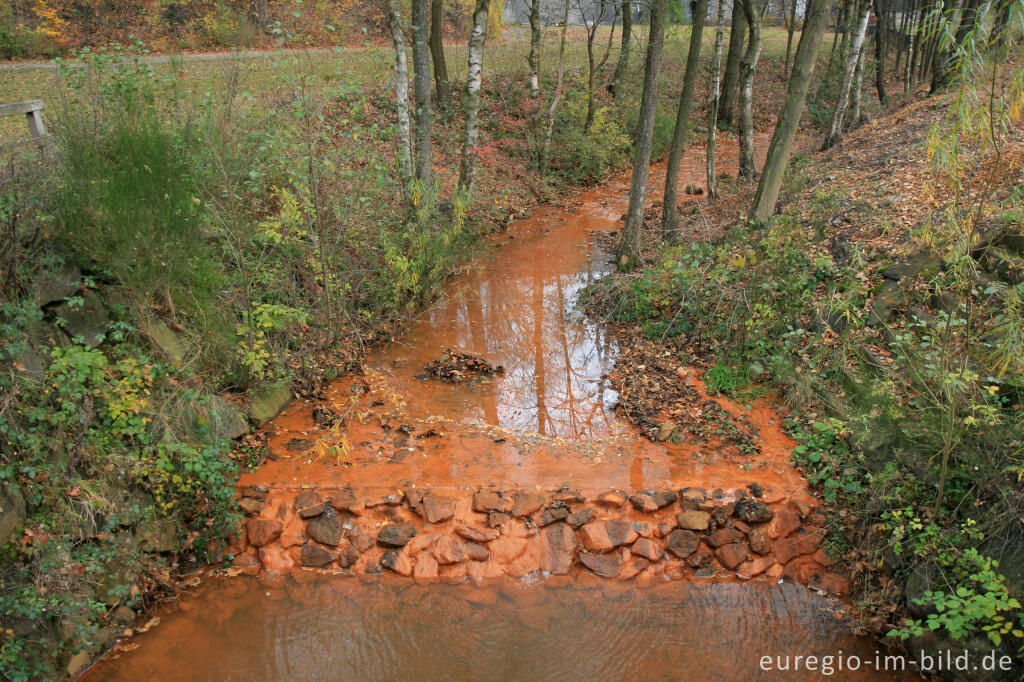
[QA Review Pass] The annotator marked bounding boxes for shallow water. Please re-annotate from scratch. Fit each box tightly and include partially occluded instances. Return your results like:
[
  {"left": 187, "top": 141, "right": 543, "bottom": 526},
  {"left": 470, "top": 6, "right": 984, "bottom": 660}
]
[
  {"left": 85, "top": 575, "right": 900, "bottom": 681},
  {"left": 86, "top": 138, "right": 908, "bottom": 681}
]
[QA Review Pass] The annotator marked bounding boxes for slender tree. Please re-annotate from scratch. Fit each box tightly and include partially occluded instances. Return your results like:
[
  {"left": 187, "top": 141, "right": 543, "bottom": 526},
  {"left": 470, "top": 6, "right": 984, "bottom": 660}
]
[
  {"left": 751, "top": 0, "right": 831, "bottom": 220},
  {"left": 616, "top": 0, "right": 668, "bottom": 268},
  {"left": 737, "top": 0, "right": 763, "bottom": 178},
  {"left": 247, "top": 0, "right": 268, "bottom": 32},
  {"left": 871, "top": 0, "right": 888, "bottom": 107},
  {"left": 582, "top": 0, "right": 611, "bottom": 130},
  {"left": 412, "top": 0, "right": 434, "bottom": 189},
  {"left": 430, "top": 0, "right": 452, "bottom": 103},
  {"left": 541, "top": 0, "right": 572, "bottom": 167},
  {"left": 528, "top": 0, "right": 542, "bottom": 97},
  {"left": 458, "top": 0, "right": 490, "bottom": 194},
  {"left": 388, "top": 0, "right": 414, "bottom": 196},
  {"left": 611, "top": 0, "right": 633, "bottom": 96},
  {"left": 930, "top": 0, "right": 960, "bottom": 93},
  {"left": 706, "top": 0, "right": 728, "bottom": 200},
  {"left": 822, "top": 0, "right": 869, "bottom": 150},
  {"left": 784, "top": 0, "right": 798, "bottom": 79},
  {"left": 718, "top": 1, "right": 747, "bottom": 124},
  {"left": 850, "top": 39, "right": 866, "bottom": 126},
  {"left": 662, "top": 0, "right": 708, "bottom": 237}
]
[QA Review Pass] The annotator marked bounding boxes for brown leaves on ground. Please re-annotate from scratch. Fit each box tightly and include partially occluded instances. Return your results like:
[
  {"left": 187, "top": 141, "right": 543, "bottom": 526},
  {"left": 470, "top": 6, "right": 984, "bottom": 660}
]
[
  {"left": 606, "top": 332, "right": 761, "bottom": 455},
  {"left": 423, "top": 348, "right": 505, "bottom": 383}
]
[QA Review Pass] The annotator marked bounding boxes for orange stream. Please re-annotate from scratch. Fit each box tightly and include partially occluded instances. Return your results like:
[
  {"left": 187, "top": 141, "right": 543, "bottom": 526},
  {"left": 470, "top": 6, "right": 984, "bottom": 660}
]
[{"left": 84, "top": 138, "right": 907, "bottom": 681}]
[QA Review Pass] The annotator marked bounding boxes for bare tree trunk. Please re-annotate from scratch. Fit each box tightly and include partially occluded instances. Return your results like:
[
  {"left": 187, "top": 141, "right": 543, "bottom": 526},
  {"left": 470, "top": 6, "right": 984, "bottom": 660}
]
[
  {"left": 662, "top": 0, "right": 707, "bottom": 238},
  {"left": 412, "top": 0, "right": 434, "bottom": 190},
  {"left": 872, "top": 0, "right": 888, "bottom": 107},
  {"left": 616, "top": 0, "right": 667, "bottom": 269},
  {"left": 784, "top": 0, "right": 798, "bottom": 79},
  {"left": 706, "top": 0, "right": 728, "bottom": 200},
  {"left": 991, "top": 0, "right": 1012, "bottom": 47},
  {"left": 528, "top": 0, "right": 542, "bottom": 97},
  {"left": 751, "top": 0, "right": 831, "bottom": 220},
  {"left": 822, "top": 0, "right": 869, "bottom": 150},
  {"left": 541, "top": 0, "right": 571, "bottom": 168},
  {"left": 430, "top": 0, "right": 451, "bottom": 103},
  {"left": 850, "top": 39, "right": 865, "bottom": 126},
  {"left": 598, "top": 5, "right": 620, "bottom": 69},
  {"left": 905, "top": 0, "right": 918, "bottom": 93},
  {"left": 388, "top": 0, "right": 414, "bottom": 197},
  {"left": 611, "top": 0, "right": 633, "bottom": 97},
  {"left": 584, "top": 0, "right": 610, "bottom": 131},
  {"left": 930, "top": 0, "right": 960, "bottom": 93},
  {"left": 719, "top": 0, "right": 747, "bottom": 125},
  {"left": 737, "top": 0, "right": 762, "bottom": 178},
  {"left": 458, "top": 0, "right": 490, "bottom": 194}
]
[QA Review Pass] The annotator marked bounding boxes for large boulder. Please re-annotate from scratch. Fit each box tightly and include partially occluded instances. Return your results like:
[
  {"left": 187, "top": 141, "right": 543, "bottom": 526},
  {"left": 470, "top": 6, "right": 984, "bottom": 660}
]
[
  {"left": 0, "top": 488, "right": 26, "bottom": 547},
  {"left": 35, "top": 262, "right": 80, "bottom": 307},
  {"left": 140, "top": 318, "right": 187, "bottom": 367},
  {"left": 51, "top": 290, "right": 108, "bottom": 347},
  {"left": 248, "top": 385, "right": 292, "bottom": 425}
]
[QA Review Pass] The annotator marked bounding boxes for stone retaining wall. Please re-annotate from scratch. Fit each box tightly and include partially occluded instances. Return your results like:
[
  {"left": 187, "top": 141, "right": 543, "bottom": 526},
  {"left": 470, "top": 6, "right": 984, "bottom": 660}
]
[{"left": 229, "top": 484, "right": 848, "bottom": 595}]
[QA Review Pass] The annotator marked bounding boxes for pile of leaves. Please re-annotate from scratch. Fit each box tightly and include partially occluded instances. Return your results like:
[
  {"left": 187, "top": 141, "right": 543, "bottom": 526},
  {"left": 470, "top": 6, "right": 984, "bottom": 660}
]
[
  {"left": 423, "top": 348, "right": 505, "bottom": 383},
  {"left": 605, "top": 333, "right": 761, "bottom": 454}
]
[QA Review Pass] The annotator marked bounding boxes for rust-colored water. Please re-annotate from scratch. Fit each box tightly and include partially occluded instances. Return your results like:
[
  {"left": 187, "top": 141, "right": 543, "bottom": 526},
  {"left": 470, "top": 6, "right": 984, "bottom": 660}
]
[
  {"left": 86, "top": 139, "right": 907, "bottom": 680},
  {"left": 86, "top": 574, "right": 904, "bottom": 681}
]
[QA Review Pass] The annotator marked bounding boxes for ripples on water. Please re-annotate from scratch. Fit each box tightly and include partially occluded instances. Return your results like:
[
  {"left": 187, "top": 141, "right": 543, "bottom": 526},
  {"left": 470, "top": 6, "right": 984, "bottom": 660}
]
[{"left": 86, "top": 575, "right": 896, "bottom": 682}]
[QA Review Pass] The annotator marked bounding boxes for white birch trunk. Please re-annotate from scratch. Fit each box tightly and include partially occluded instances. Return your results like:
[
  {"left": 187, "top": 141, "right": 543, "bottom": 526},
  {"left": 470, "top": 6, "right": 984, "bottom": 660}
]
[
  {"left": 388, "top": 0, "right": 414, "bottom": 196},
  {"left": 707, "top": 0, "right": 728, "bottom": 200},
  {"left": 458, "top": 0, "right": 490, "bottom": 194},
  {"left": 823, "top": 1, "right": 870, "bottom": 150}
]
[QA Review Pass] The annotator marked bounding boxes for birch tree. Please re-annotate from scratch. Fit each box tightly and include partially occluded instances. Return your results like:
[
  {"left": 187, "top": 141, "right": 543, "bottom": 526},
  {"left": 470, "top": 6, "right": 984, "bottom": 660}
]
[
  {"left": 458, "top": 0, "right": 490, "bottom": 194},
  {"left": 616, "top": 0, "right": 668, "bottom": 269},
  {"left": 822, "top": 0, "right": 869, "bottom": 150},
  {"left": 737, "top": 0, "right": 763, "bottom": 178},
  {"left": 412, "top": 0, "right": 434, "bottom": 190},
  {"left": 751, "top": 0, "right": 831, "bottom": 220},
  {"left": 706, "top": 0, "right": 728, "bottom": 200},
  {"left": 662, "top": 0, "right": 708, "bottom": 238},
  {"left": 581, "top": 0, "right": 611, "bottom": 130},
  {"left": 388, "top": 0, "right": 414, "bottom": 197},
  {"left": 611, "top": 0, "right": 632, "bottom": 97},
  {"left": 871, "top": 0, "right": 888, "bottom": 107},
  {"left": 528, "top": 0, "right": 542, "bottom": 97}
]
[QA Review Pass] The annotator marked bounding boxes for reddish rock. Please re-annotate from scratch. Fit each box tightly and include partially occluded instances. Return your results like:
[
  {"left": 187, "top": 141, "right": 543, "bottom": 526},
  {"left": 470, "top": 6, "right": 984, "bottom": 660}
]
[
  {"left": 552, "top": 490, "right": 585, "bottom": 504},
  {"left": 678, "top": 488, "right": 705, "bottom": 510},
  {"left": 507, "top": 553, "right": 541, "bottom": 578},
  {"left": 306, "top": 509, "right": 345, "bottom": 546},
  {"left": 595, "top": 490, "right": 628, "bottom": 507},
  {"left": 328, "top": 488, "right": 365, "bottom": 515},
  {"left": 707, "top": 527, "right": 745, "bottom": 548},
  {"left": 656, "top": 519, "right": 677, "bottom": 538},
  {"left": 811, "top": 548, "right": 834, "bottom": 566},
  {"left": 381, "top": 550, "right": 413, "bottom": 576},
  {"left": 619, "top": 558, "right": 650, "bottom": 580},
  {"left": 748, "top": 526, "right": 772, "bottom": 555},
  {"left": 488, "top": 512, "right": 512, "bottom": 528},
  {"left": 337, "top": 545, "right": 360, "bottom": 569},
  {"left": 463, "top": 541, "right": 489, "bottom": 562},
  {"left": 489, "top": 536, "right": 526, "bottom": 564},
  {"left": 279, "top": 516, "right": 307, "bottom": 549},
  {"left": 432, "top": 535, "right": 467, "bottom": 564},
  {"left": 737, "top": 556, "right": 776, "bottom": 579},
  {"left": 675, "top": 510, "right": 711, "bottom": 531},
  {"left": 579, "top": 552, "right": 621, "bottom": 578},
  {"left": 605, "top": 520, "right": 639, "bottom": 547},
  {"left": 454, "top": 523, "right": 499, "bottom": 543},
  {"left": 808, "top": 572, "right": 849, "bottom": 595},
  {"left": 414, "top": 553, "right": 439, "bottom": 580},
  {"left": 628, "top": 495, "right": 658, "bottom": 513},
  {"left": 366, "top": 493, "right": 403, "bottom": 508},
  {"left": 539, "top": 523, "right": 577, "bottom": 575},
  {"left": 258, "top": 545, "right": 294, "bottom": 571},
  {"left": 377, "top": 522, "right": 418, "bottom": 547},
  {"left": 238, "top": 498, "right": 265, "bottom": 516},
  {"left": 580, "top": 522, "right": 613, "bottom": 551},
  {"left": 347, "top": 524, "right": 374, "bottom": 552},
  {"left": 565, "top": 508, "right": 595, "bottom": 529},
  {"left": 631, "top": 537, "right": 663, "bottom": 561},
  {"left": 711, "top": 505, "right": 734, "bottom": 527},
  {"left": 632, "top": 521, "right": 654, "bottom": 538},
  {"left": 664, "top": 530, "right": 700, "bottom": 559},
  {"left": 774, "top": 530, "right": 822, "bottom": 564},
  {"left": 538, "top": 505, "right": 570, "bottom": 526},
  {"left": 405, "top": 490, "right": 425, "bottom": 513},
  {"left": 232, "top": 549, "right": 260, "bottom": 568},
  {"left": 246, "top": 518, "right": 283, "bottom": 547},
  {"left": 295, "top": 490, "right": 324, "bottom": 519},
  {"left": 241, "top": 485, "right": 268, "bottom": 500},
  {"left": 766, "top": 562, "right": 784, "bottom": 579},
  {"left": 422, "top": 494, "right": 456, "bottom": 524},
  {"left": 733, "top": 520, "right": 751, "bottom": 535},
  {"left": 473, "top": 490, "right": 511, "bottom": 513},
  {"left": 300, "top": 543, "right": 336, "bottom": 568},
  {"left": 768, "top": 509, "right": 801, "bottom": 539},
  {"left": 510, "top": 492, "right": 546, "bottom": 518},
  {"left": 715, "top": 543, "right": 750, "bottom": 570}
]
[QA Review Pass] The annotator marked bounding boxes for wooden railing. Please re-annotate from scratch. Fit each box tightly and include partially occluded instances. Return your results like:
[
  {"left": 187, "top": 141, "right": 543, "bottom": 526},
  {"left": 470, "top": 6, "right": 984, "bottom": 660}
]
[{"left": 0, "top": 100, "right": 46, "bottom": 138}]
